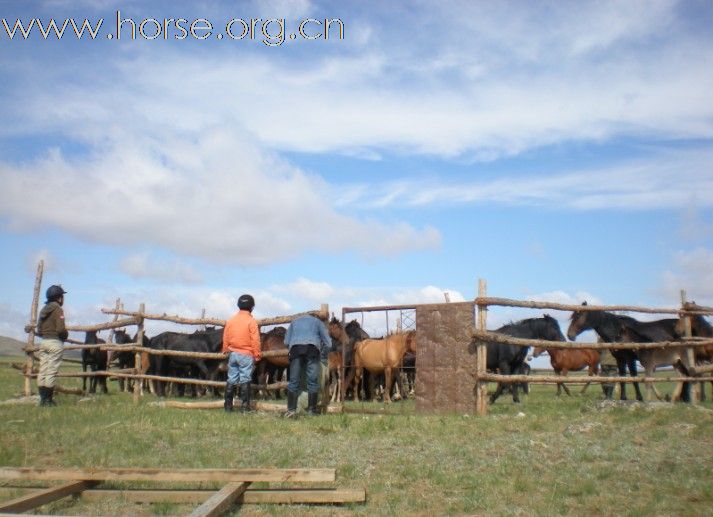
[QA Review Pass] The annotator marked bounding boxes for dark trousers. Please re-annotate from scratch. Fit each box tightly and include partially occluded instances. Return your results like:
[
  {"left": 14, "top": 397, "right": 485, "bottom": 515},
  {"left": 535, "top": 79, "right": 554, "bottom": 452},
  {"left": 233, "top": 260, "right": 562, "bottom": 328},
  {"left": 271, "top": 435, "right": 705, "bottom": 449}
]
[{"left": 288, "top": 345, "right": 320, "bottom": 394}]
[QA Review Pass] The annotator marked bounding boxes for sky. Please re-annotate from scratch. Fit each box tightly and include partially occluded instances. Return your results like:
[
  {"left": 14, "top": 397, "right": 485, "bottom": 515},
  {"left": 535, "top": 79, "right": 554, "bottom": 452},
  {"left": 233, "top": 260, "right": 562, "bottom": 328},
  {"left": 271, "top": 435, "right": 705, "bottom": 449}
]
[{"left": 1, "top": 1, "right": 712, "bottom": 368}]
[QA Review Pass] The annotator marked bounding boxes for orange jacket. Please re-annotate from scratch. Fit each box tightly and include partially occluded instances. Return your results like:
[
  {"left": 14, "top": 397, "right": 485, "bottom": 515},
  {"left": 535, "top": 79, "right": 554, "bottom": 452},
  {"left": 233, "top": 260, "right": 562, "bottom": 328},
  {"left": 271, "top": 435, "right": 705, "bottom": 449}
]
[{"left": 222, "top": 310, "right": 261, "bottom": 360}]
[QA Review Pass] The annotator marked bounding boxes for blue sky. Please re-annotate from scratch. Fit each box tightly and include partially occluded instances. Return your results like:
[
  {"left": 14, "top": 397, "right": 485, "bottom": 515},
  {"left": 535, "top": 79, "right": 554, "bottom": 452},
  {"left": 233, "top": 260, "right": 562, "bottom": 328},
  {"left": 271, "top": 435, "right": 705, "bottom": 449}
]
[{"left": 1, "top": 1, "right": 712, "bottom": 368}]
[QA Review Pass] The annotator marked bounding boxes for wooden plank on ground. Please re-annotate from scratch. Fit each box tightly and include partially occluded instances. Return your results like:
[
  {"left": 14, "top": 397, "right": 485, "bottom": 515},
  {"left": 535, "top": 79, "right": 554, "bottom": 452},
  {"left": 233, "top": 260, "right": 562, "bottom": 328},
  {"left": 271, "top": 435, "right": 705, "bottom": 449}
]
[
  {"left": 0, "top": 467, "right": 335, "bottom": 483},
  {"left": 186, "top": 482, "right": 249, "bottom": 517},
  {"left": 0, "top": 487, "right": 367, "bottom": 505},
  {"left": 0, "top": 480, "right": 97, "bottom": 513}
]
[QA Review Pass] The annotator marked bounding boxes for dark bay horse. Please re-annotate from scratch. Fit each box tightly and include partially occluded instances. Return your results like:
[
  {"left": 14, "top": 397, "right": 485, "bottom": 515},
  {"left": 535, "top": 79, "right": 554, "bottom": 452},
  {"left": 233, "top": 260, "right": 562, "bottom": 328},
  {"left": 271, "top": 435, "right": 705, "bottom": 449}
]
[
  {"left": 328, "top": 318, "right": 370, "bottom": 399},
  {"left": 532, "top": 346, "right": 599, "bottom": 396},
  {"left": 567, "top": 302, "right": 681, "bottom": 401},
  {"left": 469, "top": 315, "right": 566, "bottom": 404}
]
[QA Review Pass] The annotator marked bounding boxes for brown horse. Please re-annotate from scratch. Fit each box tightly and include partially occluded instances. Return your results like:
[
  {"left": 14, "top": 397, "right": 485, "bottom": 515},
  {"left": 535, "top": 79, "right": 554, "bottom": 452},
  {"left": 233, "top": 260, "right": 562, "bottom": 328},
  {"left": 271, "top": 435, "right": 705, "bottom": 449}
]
[
  {"left": 532, "top": 346, "right": 599, "bottom": 396},
  {"left": 256, "top": 326, "right": 288, "bottom": 398},
  {"left": 328, "top": 317, "right": 370, "bottom": 399},
  {"left": 353, "top": 332, "right": 411, "bottom": 403}
]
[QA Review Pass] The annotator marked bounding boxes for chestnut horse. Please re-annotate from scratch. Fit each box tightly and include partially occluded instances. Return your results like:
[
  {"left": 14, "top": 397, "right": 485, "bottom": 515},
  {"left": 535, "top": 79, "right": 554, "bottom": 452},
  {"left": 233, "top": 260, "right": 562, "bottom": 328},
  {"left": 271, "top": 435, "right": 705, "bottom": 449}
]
[
  {"left": 256, "top": 326, "right": 288, "bottom": 398},
  {"left": 532, "top": 346, "right": 599, "bottom": 396},
  {"left": 353, "top": 332, "right": 411, "bottom": 403}
]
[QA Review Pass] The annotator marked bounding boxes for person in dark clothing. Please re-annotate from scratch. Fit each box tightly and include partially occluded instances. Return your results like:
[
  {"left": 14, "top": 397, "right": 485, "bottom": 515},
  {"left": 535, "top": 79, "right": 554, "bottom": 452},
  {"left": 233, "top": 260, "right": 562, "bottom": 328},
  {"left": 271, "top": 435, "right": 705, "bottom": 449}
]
[
  {"left": 35, "top": 285, "right": 68, "bottom": 406},
  {"left": 284, "top": 314, "right": 332, "bottom": 417}
]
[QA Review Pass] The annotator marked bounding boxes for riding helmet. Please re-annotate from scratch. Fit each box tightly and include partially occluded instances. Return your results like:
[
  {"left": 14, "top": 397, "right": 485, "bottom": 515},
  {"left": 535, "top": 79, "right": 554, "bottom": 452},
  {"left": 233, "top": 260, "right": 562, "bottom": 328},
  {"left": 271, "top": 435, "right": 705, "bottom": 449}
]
[
  {"left": 46, "top": 285, "right": 67, "bottom": 302},
  {"left": 237, "top": 294, "right": 255, "bottom": 311}
]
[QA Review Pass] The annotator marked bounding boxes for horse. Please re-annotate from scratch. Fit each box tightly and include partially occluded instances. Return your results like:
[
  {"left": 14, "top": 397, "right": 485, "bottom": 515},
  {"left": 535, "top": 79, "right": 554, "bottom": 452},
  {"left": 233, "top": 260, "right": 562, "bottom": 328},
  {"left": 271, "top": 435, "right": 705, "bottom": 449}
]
[
  {"left": 328, "top": 318, "right": 370, "bottom": 400},
  {"left": 567, "top": 302, "right": 643, "bottom": 401},
  {"left": 615, "top": 314, "right": 685, "bottom": 402},
  {"left": 83, "top": 331, "right": 108, "bottom": 394},
  {"left": 113, "top": 330, "right": 150, "bottom": 392},
  {"left": 401, "top": 330, "right": 417, "bottom": 398},
  {"left": 469, "top": 315, "right": 566, "bottom": 404},
  {"left": 352, "top": 331, "right": 411, "bottom": 403},
  {"left": 256, "top": 326, "right": 289, "bottom": 398},
  {"left": 532, "top": 345, "right": 599, "bottom": 396}
]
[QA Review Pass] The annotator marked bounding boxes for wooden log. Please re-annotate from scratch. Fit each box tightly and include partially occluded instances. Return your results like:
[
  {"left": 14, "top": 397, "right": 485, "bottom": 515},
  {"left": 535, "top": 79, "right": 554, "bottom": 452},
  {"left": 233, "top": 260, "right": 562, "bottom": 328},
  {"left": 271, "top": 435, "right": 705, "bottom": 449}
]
[
  {"left": 0, "top": 480, "right": 98, "bottom": 513},
  {"left": 187, "top": 482, "right": 249, "bottom": 517},
  {"left": 103, "top": 371, "right": 287, "bottom": 391},
  {"left": 680, "top": 290, "right": 699, "bottom": 404},
  {"left": 24, "top": 260, "right": 44, "bottom": 396},
  {"left": 475, "top": 279, "right": 488, "bottom": 416},
  {"left": 134, "top": 303, "right": 145, "bottom": 403},
  {"left": 149, "top": 400, "right": 342, "bottom": 413},
  {"left": 0, "top": 487, "right": 367, "bottom": 505},
  {"left": 342, "top": 301, "right": 473, "bottom": 314},
  {"left": 478, "top": 373, "right": 713, "bottom": 384},
  {"left": 99, "top": 307, "right": 329, "bottom": 328},
  {"left": 470, "top": 329, "right": 713, "bottom": 350},
  {"left": 65, "top": 317, "right": 138, "bottom": 333},
  {"left": 474, "top": 296, "right": 713, "bottom": 316},
  {"left": 0, "top": 467, "right": 336, "bottom": 483}
]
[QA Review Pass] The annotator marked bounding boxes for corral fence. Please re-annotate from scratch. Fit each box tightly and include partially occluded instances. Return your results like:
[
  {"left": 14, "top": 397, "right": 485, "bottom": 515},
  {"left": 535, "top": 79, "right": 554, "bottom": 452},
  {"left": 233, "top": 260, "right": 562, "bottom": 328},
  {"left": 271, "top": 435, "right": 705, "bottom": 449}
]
[
  {"left": 17, "top": 263, "right": 713, "bottom": 415},
  {"left": 19, "top": 260, "right": 327, "bottom": 402},
  {"left": 471, "top": 279, "right": 713, "bottom": 415}
]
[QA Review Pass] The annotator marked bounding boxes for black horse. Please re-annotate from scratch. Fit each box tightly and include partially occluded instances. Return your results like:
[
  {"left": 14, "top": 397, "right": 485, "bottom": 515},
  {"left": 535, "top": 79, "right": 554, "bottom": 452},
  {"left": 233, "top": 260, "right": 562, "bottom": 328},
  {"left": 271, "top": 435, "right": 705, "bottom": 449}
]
[
  {"left": 83, "top": 331, "right": 108, "bottom": 394},
  {"left": 567, "top": 302, "right": 680, "bottom": 401},
  {"left": 469, "top": 315, "right": 566, "bottom": 404},
  {"left": 113, "top": 329, "right": 150, "bottom": 392}
]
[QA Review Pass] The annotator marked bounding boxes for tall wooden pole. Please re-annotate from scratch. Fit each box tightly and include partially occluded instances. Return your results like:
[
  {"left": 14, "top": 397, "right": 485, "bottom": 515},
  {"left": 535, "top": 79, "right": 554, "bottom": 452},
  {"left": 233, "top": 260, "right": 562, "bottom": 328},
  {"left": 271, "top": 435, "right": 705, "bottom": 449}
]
[
  {"left": 200, "top": 308, "right": 206, "bottom": 331},
  {"left": 24, "top": 261, "right": 44, "bottom": 396},
  {"left": 475, "top": 279, "right": 488, "bottom": 415},
  {"left": 680, "top": 290, "right": 699, "bottom": 404},
  {"left": 133, "top": 303, "right": 145, "bottom": 404}
]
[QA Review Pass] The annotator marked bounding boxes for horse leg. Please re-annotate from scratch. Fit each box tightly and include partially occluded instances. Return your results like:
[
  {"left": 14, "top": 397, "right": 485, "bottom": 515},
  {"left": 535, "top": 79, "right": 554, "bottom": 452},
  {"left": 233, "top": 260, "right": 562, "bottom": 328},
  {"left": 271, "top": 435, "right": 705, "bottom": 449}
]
[
  {"left": 629, "top": 358, "right": 643, "bottom": 401},
  {"left": 384, "top": 368, "right": 392, "bottom": 404},
  {"left": 560, "top": 370, "right": 572, "bottom": 396},
  {"left": 353, "top": 367, "right": 362, "bottom": 402},
  {"left": 617, "top": 359, "right": 628, "bottom": 400}
]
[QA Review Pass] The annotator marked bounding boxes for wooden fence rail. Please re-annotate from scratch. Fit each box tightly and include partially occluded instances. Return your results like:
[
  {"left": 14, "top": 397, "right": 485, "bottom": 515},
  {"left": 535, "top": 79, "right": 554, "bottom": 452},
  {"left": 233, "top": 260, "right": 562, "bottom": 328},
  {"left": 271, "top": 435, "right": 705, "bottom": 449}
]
[{"left": 470, "top": 329, "right": 713, "bottom": 351}]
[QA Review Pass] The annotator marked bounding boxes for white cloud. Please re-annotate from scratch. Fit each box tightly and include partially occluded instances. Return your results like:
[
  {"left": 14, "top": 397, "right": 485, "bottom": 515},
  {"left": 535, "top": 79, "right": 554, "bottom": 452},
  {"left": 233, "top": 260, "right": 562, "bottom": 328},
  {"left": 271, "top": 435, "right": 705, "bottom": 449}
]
[
  {"left": 0, "top": 131, "right": 440, "bottom": 265},
  {"left": 119, "top": 252, "right": 203, "bottom": 284},
  {"left": 333, "top": 148, "right": 713, "bottom": 211},
  {"left": 660, "top": 248, "right": 713, "bottom": 305}
]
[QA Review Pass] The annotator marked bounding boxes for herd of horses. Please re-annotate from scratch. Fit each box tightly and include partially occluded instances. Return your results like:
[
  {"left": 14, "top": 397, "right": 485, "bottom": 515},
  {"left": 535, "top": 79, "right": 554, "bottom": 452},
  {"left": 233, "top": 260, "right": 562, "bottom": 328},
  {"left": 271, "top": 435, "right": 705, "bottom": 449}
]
[{"left": 77, "top": 303, "right": 712, "bottom": 405}]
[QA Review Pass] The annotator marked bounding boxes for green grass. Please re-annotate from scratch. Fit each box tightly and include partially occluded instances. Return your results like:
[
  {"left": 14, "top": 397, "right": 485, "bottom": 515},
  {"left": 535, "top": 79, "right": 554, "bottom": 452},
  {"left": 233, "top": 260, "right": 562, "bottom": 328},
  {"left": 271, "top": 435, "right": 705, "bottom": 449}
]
[{"left": 1, "top": 357, "right": 713, "bottom": 516}]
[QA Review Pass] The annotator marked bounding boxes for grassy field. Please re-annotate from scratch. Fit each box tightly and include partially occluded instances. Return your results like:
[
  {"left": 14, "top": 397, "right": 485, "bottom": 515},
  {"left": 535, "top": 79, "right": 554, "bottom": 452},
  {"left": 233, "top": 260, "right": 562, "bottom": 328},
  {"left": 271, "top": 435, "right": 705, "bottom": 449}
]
[{"left": 1, "top": 356, "right": 712, "bottom": 516}]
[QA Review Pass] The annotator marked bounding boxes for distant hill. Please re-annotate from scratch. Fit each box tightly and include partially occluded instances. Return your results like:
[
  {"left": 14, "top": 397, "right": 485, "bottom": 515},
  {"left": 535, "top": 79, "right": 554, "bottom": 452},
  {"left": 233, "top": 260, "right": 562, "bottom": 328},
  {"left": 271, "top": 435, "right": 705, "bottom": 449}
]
[{"left": 0, "top": 335, "right": 27, "bottom": 356}]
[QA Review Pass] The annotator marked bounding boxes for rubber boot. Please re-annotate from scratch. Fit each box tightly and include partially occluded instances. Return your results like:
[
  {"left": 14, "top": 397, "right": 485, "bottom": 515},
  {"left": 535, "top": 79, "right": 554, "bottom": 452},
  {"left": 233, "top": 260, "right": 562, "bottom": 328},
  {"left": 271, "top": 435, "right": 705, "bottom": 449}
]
[
  {"left": 224, "top": 383, "right": 235, "bottom": 412},
  {"left": 46, "top": 387, "right": 57, "bottom": 406},
  {"left": 284, "top": 390, "right": 298, "bottom": 418},
  {"left": 307, "top": 392, "right": 319, "bottom": 415},
  {"left": 240, "top": 383, "right": 253, "bottom": 413}
]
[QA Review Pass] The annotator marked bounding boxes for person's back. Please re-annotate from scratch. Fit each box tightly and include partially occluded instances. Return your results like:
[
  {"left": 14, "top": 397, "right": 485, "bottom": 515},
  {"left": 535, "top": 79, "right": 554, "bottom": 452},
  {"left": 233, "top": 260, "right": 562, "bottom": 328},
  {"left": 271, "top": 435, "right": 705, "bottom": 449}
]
[{"left": 222, "top": 294, "right": 260, "bottom": 413}]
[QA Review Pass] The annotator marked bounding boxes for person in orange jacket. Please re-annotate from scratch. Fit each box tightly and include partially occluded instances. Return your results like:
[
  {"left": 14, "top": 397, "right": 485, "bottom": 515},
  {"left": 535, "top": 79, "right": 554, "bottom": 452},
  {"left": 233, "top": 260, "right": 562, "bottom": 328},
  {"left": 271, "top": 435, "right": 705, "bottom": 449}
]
[{"left": 222, "top": 294, "right": 261, "bottom": 412}]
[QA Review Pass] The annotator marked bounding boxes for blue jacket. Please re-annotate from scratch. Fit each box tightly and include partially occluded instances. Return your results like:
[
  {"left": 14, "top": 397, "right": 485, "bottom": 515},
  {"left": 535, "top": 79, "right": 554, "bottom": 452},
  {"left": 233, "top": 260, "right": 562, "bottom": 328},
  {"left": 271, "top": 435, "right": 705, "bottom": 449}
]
[{"left": 285, "top": 316, "right": 332, "bottom": 360}]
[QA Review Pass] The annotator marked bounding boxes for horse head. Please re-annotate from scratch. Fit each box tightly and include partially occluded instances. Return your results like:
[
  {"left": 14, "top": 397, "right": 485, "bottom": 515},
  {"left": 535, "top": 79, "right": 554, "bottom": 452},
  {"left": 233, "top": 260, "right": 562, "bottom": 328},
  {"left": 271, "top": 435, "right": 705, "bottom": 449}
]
[{"left": 567, "top": 302, "right": 591, "bottom": 341}]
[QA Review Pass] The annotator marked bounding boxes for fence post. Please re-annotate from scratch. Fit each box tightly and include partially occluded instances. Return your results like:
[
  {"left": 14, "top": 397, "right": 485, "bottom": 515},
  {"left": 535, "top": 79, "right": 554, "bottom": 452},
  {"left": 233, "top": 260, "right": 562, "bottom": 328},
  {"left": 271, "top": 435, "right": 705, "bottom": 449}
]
[
  {"left": 133, "top": 303, "right": 145, "bottom": 404},
  {"left": 24, "top": 261, "right": 44, "bottom": 396},
  {"left": 475, "top": 279, "right": 488, "bottom": 415},
  {"left": 680, "top": 290, "right": 699, "bottom": 404}
]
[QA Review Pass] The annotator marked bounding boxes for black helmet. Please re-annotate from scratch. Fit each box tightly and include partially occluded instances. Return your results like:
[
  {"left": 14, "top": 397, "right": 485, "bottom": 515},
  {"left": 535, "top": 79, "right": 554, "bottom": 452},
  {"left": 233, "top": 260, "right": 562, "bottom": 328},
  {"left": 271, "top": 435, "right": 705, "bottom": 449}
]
[
  {"left": 46, "top": 285, "right": 67, "bottom": 302},
  {"left": 237, "top": 294, "right": 255, "bottom": 311}
]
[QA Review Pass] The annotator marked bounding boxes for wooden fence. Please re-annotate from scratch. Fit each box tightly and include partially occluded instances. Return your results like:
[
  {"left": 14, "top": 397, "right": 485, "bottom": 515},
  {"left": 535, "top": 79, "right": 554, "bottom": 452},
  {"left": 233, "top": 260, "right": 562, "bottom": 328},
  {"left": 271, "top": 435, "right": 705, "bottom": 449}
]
[
  {"left": 20, "top": 260, "right": 327, "bottom": 401},
  {"left": 471, "top": 279, "right": 713, "bottom": 415}
]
